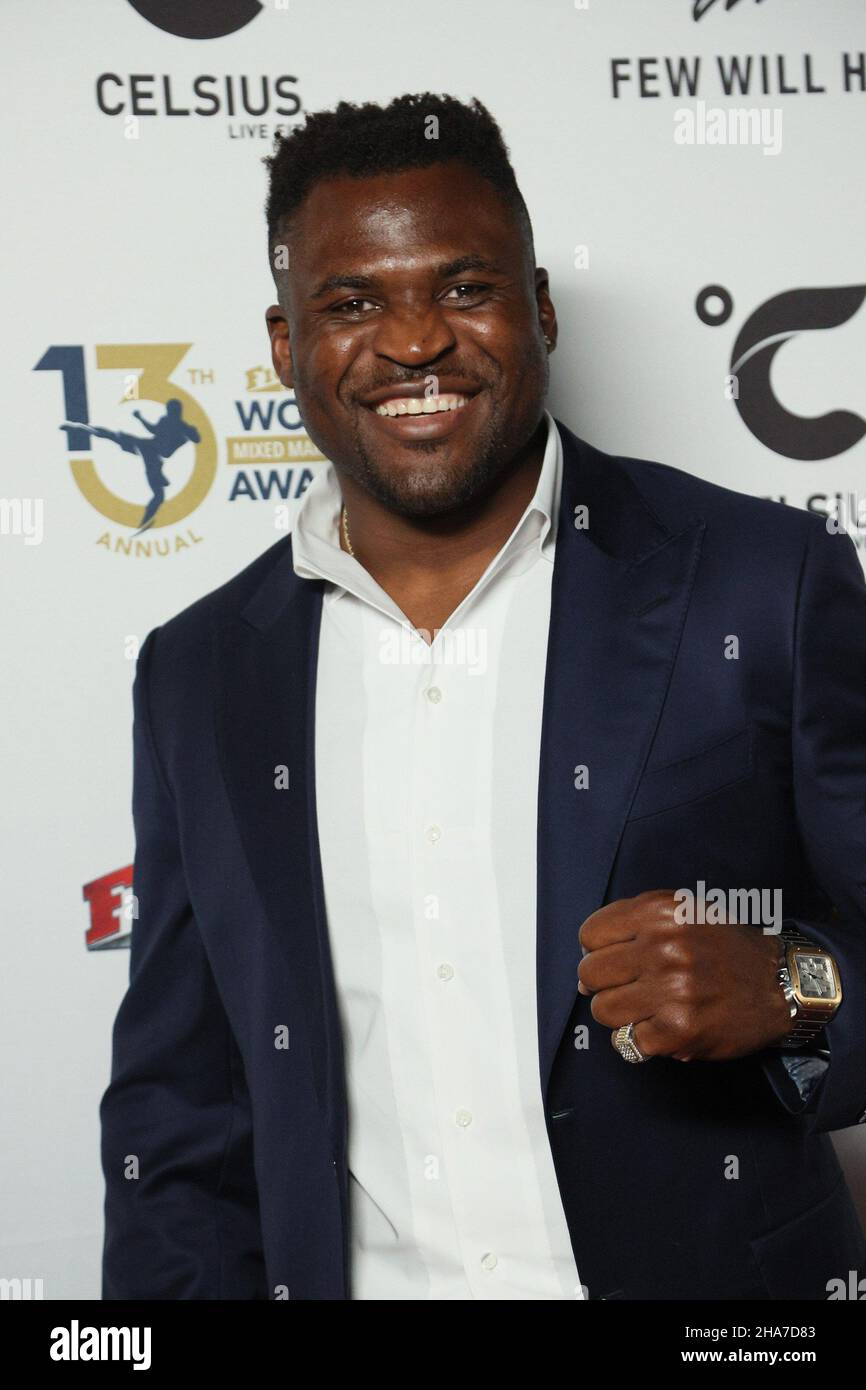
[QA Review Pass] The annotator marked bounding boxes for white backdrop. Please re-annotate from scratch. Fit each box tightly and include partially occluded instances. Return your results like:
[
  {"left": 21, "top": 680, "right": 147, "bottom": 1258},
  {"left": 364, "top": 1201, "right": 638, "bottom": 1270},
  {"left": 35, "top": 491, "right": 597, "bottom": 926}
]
[{"left": 2, "top": 0, "right": 864, "bottom": 1299}]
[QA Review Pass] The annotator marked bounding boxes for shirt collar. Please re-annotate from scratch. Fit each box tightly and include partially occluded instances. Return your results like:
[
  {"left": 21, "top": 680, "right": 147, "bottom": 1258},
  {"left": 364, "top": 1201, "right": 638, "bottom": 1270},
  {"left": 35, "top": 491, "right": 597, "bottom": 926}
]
[{"left": 291, "top": 408, "right": 562, "bottom": 607}]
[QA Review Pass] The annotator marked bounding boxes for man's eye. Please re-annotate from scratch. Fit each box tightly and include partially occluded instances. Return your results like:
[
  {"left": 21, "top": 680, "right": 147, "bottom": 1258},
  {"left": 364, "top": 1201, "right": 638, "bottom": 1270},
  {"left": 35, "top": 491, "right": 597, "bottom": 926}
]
[
  {"left": 332, "top": 299, "right": 377, "bottom": 315},
  {"left": 443, "top": 283, "right": 490, "bottom": 302}
]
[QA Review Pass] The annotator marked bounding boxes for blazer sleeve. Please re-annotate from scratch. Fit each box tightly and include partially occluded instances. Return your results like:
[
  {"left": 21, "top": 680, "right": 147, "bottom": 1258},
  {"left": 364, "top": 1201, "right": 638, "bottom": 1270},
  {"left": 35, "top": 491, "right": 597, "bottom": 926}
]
[
  {"left": 759, "top": 520, "right": 866, "bottom": 1134},
  {"left": 100, "top": 627, "right": 267, "bottom": 1298}
]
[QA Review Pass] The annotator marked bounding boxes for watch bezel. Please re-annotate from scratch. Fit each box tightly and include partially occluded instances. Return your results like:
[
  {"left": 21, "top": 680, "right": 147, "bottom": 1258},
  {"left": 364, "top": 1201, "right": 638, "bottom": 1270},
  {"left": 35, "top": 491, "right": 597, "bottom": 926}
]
[{"left": 785, "top": 942, "right": 842, "bottom": 1015}]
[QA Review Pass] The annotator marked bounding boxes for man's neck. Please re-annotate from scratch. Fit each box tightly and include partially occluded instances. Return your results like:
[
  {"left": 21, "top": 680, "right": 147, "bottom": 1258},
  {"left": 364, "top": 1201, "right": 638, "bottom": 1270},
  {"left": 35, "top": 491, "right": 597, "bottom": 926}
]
[{"left": 338, "top": 419, "right": 548, "bottom": 638}]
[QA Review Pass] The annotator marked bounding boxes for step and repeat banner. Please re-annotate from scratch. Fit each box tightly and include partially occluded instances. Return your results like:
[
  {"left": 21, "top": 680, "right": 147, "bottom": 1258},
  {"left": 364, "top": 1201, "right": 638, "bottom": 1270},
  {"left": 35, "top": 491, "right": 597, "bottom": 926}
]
[{"left": 2, "top": 0, "right": 864, "bottom": 1298}]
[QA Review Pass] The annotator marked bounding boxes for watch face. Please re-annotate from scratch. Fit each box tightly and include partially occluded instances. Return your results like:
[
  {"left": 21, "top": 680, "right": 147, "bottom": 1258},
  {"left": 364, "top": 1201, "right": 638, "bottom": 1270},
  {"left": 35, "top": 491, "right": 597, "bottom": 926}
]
[{"left": 796, "top": 953, "right": 836, "bottom": 999}]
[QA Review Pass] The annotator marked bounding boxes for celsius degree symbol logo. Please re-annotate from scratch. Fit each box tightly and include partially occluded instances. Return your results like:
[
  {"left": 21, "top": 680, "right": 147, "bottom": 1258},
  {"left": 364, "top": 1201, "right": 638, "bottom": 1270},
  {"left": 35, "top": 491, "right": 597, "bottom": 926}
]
[
  {"left": 127, "top": 0, "right": 263, "bottom": 41},
  {"left": 696, "top": 283, "right": 866, "bottom": 461}
]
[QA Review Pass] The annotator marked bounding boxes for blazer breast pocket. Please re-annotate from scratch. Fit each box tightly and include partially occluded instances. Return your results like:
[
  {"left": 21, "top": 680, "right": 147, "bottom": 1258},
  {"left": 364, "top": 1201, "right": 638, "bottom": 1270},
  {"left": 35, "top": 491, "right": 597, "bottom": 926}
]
[{"left": 628, "top": 725, "right": 753, "bottom": 822}]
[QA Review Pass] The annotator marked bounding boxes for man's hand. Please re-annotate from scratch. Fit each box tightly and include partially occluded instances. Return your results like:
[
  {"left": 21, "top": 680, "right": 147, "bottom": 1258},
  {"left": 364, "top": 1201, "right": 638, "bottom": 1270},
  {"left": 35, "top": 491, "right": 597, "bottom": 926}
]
[{"left": 577, "top": 890, "right": 793, "bottom": 1062}]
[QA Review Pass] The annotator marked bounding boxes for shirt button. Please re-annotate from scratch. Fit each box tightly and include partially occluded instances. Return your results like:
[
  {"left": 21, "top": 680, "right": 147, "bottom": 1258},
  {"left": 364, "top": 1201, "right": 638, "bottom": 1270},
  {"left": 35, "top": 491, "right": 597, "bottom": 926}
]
[
  {"left": 426, "top": 686, "right": 442, "bottom": 703},
  {"left": 437, "top": 962, "right": 454, "bottom": 981},
  {"left": 481, "top": 1252, "right": 498, "bottom": 1272},
  {"left": 455, "top": 1108, "right": 473, "bottom": 1128},
  {"left": 426, "top": 825, "right": 441, "bottom": 844}
]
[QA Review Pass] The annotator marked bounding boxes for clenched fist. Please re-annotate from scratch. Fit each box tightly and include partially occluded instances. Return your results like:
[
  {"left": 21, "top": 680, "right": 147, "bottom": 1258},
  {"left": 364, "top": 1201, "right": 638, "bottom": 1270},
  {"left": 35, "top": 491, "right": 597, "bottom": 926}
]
[{"left": 577, "top": 889, "right": 794, "bottom": 1062}]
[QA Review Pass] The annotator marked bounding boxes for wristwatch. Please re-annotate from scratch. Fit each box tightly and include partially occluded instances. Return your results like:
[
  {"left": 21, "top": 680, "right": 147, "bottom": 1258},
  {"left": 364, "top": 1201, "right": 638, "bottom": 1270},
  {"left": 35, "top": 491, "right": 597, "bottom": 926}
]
[{"left": 774, "top": 928, "right": 842, "bottom": 1048}]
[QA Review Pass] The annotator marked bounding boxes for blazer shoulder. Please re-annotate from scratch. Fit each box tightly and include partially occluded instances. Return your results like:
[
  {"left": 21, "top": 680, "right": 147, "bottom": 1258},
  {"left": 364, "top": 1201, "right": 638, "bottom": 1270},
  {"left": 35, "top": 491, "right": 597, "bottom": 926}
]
[
  {"left": 628, "top": 452, "right": 811, "bottom": 532},
  {"left": 565, "top": 425, "right": 826, "bottom": 557},
  {"left": 142, "top": 533, "right": 295, "bottom": 682}
]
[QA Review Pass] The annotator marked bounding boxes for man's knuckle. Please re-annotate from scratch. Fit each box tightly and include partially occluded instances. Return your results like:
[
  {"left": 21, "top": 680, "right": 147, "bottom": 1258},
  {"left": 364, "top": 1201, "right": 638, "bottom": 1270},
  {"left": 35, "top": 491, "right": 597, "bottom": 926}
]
[
  {"left": 660, "top": 935, "right": 692, "bottom": 969},
  {"left": 590, "top": 993, "right": 610, "bottom": 1025},
  {"left": 661, "top": 1005, "right": 692, "bottom": 1041}
]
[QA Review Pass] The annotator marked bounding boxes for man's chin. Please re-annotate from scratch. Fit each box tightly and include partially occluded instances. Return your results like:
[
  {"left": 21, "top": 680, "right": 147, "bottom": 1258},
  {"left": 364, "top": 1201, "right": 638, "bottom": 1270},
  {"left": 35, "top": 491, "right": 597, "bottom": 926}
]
[
  {"left": 359, "top": 463, "right": 484, "bottom": 520},
  {"left": 345, "top": 398, "right": 520, "bottom": 518}
]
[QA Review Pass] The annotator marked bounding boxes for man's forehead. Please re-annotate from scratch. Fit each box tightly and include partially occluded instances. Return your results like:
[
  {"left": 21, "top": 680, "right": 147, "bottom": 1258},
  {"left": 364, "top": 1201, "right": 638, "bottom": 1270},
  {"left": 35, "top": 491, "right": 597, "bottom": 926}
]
[{"left": 290, "top": 164, "right": 519, "bottom": 269}]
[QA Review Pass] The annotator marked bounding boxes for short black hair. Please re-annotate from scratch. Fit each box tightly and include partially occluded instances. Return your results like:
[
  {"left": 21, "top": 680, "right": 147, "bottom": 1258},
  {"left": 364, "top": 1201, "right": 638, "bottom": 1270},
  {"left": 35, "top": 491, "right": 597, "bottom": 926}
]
[{"left": 264, "top": 92, "right": 535, "bottom": 279}]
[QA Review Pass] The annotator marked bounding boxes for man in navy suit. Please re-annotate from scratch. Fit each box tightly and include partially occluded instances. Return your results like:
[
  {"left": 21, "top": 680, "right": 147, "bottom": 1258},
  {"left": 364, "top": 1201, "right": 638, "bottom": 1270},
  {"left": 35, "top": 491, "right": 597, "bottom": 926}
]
[{"left": 101, "top": 93, "right": 866, "bottom": 1300}]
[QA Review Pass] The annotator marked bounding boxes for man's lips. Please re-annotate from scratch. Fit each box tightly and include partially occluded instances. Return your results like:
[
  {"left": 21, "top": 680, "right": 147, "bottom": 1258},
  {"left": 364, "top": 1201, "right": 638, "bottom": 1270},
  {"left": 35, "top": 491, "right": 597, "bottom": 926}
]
[
  {"left": 359, "top": 379, "right": 482, "bottom": 408},
  {"left": 358, "top": 386, "right": 484, "bottom": 441},
  {"left": 367, "top": 391, "right": 473, "bottom": 418}
]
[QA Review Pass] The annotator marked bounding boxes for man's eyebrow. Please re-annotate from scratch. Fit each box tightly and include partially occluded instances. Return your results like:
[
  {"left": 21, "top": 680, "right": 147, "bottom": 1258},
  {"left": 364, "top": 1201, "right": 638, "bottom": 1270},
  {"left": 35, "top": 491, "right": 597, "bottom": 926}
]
[
  {"left": 308, "top": 255, "right": 508, "bottom": 301},
  {"left": 308, "top": 273, "right": 377, "bottom": 300},
  {"left": 437, "top": 254, "right": 508, "bottom": 279}
]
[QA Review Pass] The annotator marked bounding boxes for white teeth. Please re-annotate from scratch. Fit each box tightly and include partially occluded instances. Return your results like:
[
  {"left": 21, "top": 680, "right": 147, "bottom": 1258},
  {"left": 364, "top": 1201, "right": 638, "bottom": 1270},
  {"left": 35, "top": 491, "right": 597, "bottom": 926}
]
[{"left": 373, "top": 393, "right": 471, "bottom": 417}]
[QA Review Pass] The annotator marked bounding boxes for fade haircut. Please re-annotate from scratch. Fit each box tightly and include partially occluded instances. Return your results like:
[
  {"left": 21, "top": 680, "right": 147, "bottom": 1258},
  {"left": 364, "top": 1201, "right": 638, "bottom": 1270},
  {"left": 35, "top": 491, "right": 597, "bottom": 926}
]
[{"left": 263, "top": 92, "right": 536, "bottom": 290}]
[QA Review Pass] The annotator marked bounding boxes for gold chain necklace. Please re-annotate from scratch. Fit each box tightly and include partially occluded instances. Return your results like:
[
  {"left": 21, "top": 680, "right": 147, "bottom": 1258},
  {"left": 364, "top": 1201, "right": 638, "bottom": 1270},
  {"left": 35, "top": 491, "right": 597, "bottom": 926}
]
[{"left": 340, "top": 504, "right": 355, "bottom": 557}]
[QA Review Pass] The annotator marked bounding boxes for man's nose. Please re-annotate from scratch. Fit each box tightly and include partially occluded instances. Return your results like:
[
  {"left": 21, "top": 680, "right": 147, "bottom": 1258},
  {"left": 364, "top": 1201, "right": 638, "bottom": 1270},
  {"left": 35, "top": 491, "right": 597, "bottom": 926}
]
[{"left": 369, "top": 305, "right": 457, "bottom": 365}]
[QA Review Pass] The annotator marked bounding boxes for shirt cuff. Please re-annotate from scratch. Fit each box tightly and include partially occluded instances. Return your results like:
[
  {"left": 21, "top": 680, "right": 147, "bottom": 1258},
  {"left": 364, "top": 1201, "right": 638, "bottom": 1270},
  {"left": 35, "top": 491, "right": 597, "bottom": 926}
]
[{"left": 762, "top": 1046, "right": 830, "bottom": 1113}]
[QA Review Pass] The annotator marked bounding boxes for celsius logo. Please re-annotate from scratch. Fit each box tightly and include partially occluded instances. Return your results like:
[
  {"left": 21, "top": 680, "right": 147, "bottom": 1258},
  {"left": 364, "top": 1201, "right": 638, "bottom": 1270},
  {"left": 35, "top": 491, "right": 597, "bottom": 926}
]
[
  {"left": 127, "top": 0, "right": 262, "bottom": 40},
  {"left": 693, "top": 0, "right": 767, "bottom": 18},
  {"left": 696, "top": 284, "right": 866, "bottom": 460}
]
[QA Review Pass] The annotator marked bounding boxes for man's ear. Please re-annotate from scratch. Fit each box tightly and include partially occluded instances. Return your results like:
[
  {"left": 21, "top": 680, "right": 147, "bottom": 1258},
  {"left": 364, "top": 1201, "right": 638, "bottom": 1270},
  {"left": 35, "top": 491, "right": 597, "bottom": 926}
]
[
  {"left": 265, "top": 304, "right": 294, "bottom": 389},
  {"left": 535, "top": 267, "right": 557, "bottom": 352}
]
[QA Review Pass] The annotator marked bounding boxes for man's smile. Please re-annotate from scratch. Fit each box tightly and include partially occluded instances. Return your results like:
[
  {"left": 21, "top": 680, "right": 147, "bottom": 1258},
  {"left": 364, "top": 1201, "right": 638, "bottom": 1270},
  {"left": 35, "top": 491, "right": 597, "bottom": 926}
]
[
  {"left": 358, "top": 380, "right": 484, "bottom": 442},
  {"left": 372, "top": 393, "right": 472, "bottom": 416},
  {"left": 362, "top": 390, "right": 483, "bottom": 441}
]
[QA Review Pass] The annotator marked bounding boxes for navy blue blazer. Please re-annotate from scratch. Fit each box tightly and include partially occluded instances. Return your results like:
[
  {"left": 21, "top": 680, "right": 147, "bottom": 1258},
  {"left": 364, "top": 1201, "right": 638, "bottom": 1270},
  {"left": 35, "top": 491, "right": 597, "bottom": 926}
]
[{"left": 101, "top": 420, "right": 866, "bottom": 1300}]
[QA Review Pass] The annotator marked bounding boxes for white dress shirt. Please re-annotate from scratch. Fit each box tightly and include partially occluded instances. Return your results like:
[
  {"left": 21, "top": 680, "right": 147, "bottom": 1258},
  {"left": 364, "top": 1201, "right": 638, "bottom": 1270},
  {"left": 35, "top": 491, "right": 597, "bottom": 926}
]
[{"left": 291, "top": 409, "right": 584, "bottom": 1300}]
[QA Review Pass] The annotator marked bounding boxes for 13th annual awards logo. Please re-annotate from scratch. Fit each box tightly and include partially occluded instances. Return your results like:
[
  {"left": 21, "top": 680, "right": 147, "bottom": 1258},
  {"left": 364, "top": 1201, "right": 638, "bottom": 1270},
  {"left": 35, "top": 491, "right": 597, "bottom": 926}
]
[{"left": 35, "top": 341, "right": 323, "bottom": 559}]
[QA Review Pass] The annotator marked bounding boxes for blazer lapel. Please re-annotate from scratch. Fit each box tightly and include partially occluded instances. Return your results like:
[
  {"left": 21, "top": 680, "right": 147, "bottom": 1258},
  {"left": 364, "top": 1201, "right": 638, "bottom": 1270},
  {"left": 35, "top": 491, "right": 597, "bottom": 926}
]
[
  {"left": 536, "top": 423, "right": 705, "bottom": 1098},
  {"left": 214, "top": 546, "right": 346, "bottom": 1163}
]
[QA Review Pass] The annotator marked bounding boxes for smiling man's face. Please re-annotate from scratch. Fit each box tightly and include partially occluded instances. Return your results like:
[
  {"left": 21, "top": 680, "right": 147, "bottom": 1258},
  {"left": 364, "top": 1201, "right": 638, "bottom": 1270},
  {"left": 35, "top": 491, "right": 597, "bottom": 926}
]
[{"left": 266, "top": 159, "right": 556, "bottom": 519}]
